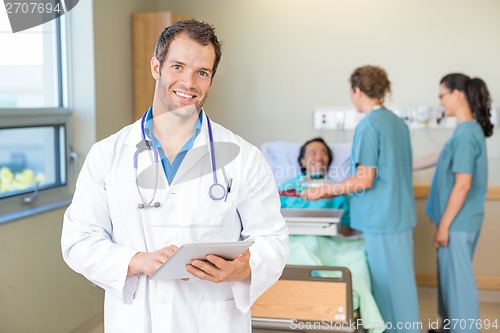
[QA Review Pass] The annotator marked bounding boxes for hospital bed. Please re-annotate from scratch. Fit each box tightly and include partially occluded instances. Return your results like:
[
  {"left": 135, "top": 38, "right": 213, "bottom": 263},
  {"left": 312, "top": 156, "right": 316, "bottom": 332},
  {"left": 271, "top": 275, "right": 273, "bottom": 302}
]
[
  {"left": 252, "top": 265, "right": 361, "bottom": 333},
  {"left": 253, "top": 141, "right": 384, "bottom": 333}
]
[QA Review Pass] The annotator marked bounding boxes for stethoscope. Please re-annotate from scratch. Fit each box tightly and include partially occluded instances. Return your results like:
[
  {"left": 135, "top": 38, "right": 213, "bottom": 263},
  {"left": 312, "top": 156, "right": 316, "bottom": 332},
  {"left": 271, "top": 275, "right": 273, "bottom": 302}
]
[{"left": 133, "top": 110, "right": 232, "bottom": 209}]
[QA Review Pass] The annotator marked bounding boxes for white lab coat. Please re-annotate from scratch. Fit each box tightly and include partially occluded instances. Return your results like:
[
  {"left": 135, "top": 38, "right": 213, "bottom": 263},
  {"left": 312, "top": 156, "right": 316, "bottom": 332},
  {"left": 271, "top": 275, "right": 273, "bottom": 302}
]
[{"left": 61, "top": 114, "right": 289, "bottom": 333}]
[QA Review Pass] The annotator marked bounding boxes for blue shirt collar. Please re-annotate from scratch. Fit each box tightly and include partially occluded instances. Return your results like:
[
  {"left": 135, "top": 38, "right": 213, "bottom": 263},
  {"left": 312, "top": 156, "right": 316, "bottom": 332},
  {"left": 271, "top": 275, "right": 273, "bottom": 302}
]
[
  {"left": 143, "top": 106, "right": 203, "bottom": 149},
  {"left": 142, "top": 106, "right": 204, "bottom": 184}
]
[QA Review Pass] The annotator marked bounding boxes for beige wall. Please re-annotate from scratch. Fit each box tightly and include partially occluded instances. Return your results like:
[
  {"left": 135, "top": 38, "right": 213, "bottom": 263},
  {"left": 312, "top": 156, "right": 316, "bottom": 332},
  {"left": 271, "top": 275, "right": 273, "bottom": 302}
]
[
  {"left": 162, "top": 0, "right": 500, "bottom": 183},
  {"left": 162, "top": 0, "right": 500, "bottom": 280},
  {"left": 0, "top": 209, "right": 103, "bottom": 333}
]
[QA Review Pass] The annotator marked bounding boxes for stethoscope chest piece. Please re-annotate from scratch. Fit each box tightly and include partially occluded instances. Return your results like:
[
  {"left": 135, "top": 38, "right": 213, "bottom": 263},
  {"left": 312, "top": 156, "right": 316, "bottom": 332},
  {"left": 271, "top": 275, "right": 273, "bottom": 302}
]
[{"left": 209, "top": 183, "right": 226, "bottom": 201}]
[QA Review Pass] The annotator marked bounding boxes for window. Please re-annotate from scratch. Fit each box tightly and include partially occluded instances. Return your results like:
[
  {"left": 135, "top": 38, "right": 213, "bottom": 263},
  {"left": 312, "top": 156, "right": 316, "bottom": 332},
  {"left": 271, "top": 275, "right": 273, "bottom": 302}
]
[
  {"left": 0, "top": 13, "right": 64, "bottom": 108},
  {"left": 0, "top": 125, "right": 67, "bottom": 199},
  {"left": 0, "top": 11, "right": 73, "bottom": 224}
]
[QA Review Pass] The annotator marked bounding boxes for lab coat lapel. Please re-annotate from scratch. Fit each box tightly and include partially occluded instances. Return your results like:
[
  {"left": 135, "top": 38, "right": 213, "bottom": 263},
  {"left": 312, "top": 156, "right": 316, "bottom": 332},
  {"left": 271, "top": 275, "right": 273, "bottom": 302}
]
[{"left": 124, "top": 118, "right": 144, "bottom": 148}]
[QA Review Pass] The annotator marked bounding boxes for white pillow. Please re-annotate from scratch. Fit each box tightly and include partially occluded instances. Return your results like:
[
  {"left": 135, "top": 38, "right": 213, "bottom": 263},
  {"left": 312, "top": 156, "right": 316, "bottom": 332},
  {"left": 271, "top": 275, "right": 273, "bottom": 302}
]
[{"left": 261, "top": 141, "right": 351, "bottom": 186}]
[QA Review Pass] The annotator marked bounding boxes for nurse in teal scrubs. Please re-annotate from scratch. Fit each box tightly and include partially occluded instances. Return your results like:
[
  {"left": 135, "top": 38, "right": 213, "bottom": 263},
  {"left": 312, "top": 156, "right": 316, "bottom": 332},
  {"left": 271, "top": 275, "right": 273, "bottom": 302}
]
[
  {"left": 416, "top": 74, "right": 493, "bottom": 333},
  {"left": 301, "top": 66, "right": 419, "bottom": 333}
]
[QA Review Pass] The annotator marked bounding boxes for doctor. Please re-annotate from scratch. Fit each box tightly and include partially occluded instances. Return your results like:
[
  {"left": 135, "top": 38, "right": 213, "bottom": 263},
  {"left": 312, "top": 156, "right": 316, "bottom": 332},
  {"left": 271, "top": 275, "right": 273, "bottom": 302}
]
[{"left": 61, "top": 19, "right": 288, "bottom": 333}]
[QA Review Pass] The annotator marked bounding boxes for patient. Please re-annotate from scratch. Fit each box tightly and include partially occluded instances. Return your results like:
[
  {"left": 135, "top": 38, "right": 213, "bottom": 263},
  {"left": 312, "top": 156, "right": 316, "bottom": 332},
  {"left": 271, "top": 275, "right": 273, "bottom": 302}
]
[
  {"left": 278, "top": 137, "right": 351, "bottom": 235},
  {"left": 278, "top": 137, "right": 384, "bottom": 333}
]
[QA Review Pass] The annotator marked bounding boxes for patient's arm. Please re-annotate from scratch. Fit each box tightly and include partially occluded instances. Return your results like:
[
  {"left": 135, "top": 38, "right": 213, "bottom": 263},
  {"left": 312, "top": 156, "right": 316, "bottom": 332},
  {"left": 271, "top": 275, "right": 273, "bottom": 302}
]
[
  {"left": 338, "top": 225, "right": 353, "bottom": 237},
  {"left": 279, "top": 188, "right": 335, "bottom": 199},
  {"left": 413, "top": 151, "right": 440, "bottom": 171},
  {"left": 300, "top": 165, "right": 375, "bottom": 200}
]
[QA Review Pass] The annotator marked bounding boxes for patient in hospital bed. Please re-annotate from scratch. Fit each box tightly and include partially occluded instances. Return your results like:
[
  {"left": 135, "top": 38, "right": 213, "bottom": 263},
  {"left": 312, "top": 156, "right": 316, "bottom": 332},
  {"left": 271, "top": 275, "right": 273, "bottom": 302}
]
[
  {"left": 261, "top": 138, "right": 384, "bottom": 333},
  {"left": 277, "top": 137, "right": 352, "bottom": 236}
]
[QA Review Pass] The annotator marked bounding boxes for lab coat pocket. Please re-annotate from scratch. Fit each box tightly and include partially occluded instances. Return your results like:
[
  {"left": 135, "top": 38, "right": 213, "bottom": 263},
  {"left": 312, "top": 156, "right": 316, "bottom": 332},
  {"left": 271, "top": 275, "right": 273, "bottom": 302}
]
[
  {"left": 196, "top": 198, "right": 236, "bottom": 223},
  {"left": 200, "top": 299, "right": 250, "bottom": 333},
  {"left": 171, "top": 178, "right": 241, "bottom": 241},
  {"left": 186, "top": 184, "right": 237, "bottom": 227},
  {"left": 188, "top": 199, "right": 240, "bottom": 241}
]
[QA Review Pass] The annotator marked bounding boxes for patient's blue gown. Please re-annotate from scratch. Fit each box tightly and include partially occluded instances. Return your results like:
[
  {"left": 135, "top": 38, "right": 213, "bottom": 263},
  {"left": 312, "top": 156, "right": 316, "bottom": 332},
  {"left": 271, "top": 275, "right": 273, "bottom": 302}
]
[{"left": 278, "top": 174, "right": 350, "bottom": 224}]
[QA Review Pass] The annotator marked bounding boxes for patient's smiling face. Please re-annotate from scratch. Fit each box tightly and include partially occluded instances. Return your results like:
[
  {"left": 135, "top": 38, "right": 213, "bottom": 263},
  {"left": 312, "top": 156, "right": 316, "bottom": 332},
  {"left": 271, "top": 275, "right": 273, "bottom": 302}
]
[{"left": 300, "top": 141, "right": 330, "bottom": 177}]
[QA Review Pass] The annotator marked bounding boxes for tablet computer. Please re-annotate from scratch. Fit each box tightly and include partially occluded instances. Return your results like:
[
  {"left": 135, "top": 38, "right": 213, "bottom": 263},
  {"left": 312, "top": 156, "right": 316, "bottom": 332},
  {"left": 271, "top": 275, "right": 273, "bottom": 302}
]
[{"left": 149, "top": 240, "right": 254, "bottom": 280}]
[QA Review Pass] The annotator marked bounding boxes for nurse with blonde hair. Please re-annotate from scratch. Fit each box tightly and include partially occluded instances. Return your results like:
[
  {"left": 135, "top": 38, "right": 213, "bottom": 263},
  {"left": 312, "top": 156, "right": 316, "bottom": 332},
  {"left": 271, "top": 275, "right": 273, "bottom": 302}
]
[{"left": 302, "top": 65, "right": 419, "bottom": 333}]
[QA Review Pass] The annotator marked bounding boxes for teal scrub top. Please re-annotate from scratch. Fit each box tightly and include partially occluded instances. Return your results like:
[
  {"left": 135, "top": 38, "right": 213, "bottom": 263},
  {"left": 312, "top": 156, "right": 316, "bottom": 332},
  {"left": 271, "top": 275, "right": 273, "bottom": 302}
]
[
  {"left": 426, "top": 120, "right": 487, "bottom": 232},
  {"left": 278, "top": 174, "right": 351, "bottom": 226},
  {"left": 350, "top": 108, "right": 416, "bottom": 234}
]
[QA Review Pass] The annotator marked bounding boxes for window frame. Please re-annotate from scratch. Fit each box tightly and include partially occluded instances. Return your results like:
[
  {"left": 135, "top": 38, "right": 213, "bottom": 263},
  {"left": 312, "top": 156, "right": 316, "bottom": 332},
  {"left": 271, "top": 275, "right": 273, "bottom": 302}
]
[
  {"left": 0, "top": 10, "right": 74, "bottom": 224},
  {"left": 0, "top": 110, "right": 74, "bottom": 224}
]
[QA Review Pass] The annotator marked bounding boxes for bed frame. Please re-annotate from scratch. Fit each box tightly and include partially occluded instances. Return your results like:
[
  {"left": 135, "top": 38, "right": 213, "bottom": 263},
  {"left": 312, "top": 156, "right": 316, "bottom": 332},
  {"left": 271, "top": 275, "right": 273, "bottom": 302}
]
[{"left": 252, "top": 265, "right": 364, "bottom": 333}]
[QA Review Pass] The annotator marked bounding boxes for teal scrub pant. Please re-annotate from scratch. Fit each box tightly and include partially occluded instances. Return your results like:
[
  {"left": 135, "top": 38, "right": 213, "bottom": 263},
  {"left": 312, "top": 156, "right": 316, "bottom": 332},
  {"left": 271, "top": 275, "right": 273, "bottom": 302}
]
[
  {"left": 437, "top": 230, "right": 480, "bottom": 333},
  {"left": 364, "top": 230, "right": 420, "bottom": 333}
]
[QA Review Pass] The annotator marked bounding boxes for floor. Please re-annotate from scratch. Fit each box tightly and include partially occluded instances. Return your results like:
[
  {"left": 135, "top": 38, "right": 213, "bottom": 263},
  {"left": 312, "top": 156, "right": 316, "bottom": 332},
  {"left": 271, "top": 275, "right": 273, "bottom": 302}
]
[
  {"left": 417, "top": 287, "right": 500, "bottom": 332},
  {"left": 75, "top": 287, "right": 500, "bottom": 333}
]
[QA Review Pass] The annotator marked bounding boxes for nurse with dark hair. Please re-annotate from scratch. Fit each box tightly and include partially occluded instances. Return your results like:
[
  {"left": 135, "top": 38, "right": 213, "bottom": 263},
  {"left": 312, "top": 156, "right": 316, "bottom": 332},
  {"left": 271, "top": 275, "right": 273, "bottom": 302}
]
[{"left": 416, "top": 73, "right": 494, "bottom": 333}]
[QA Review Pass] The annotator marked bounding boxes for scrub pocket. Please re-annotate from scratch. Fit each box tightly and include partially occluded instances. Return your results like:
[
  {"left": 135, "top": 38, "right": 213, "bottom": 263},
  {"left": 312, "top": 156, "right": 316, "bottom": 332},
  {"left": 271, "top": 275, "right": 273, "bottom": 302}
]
[{"left": 200, "top": 299, "right": 250, "bottom": 333}]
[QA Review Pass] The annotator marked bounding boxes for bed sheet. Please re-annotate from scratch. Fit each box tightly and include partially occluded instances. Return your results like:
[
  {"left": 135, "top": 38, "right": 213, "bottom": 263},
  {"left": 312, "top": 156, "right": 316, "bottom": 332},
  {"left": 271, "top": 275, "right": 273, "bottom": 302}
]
[{"left": 287, "top": 235, "right": 385, "bottom": 333}]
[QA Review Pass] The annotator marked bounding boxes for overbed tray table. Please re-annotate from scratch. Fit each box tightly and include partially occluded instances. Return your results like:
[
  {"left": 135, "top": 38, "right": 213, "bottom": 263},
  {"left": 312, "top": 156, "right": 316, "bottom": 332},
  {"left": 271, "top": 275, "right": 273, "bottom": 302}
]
[{"left": 281, "top": 208, "right": 343, "bottom": 236}]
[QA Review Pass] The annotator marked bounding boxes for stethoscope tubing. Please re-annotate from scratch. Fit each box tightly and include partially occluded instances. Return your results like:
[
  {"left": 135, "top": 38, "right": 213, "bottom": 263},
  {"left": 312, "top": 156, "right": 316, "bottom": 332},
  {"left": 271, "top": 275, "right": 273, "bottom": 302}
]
[{"left": 206, "top": 117, "right": 226, "bottom": 201}]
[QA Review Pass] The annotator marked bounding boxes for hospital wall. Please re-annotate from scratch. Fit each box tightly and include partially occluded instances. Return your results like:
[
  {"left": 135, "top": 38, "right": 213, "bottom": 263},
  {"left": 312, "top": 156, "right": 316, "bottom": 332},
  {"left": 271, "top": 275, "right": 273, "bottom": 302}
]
[{"left": 162, "top": 0, "right": 500, "bottom": 285}]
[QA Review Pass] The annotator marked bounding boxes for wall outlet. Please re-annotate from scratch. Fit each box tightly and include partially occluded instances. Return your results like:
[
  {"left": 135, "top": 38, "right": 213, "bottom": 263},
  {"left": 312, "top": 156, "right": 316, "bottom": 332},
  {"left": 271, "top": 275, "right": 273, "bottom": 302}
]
[
  {"left": 313, "top": 109, "right": 339, "bottom": 129},
  {"left": 313, "top": 109, "right": 360, "bottom": 130},
  {"left": 392, "top": 105, "right": 458, "bottom": 129}
]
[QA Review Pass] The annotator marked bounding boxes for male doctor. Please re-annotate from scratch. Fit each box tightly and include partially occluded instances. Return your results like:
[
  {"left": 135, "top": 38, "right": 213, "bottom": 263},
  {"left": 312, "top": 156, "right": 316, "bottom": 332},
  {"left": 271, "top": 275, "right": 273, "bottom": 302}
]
[{"left": 61, "top": 19, "right": 288, "bottom": 332}]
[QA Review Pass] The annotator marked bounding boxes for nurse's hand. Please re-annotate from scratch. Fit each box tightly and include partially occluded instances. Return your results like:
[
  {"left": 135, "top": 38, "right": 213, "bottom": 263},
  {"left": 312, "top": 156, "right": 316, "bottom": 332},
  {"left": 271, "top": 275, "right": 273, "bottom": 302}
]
[
  {"left": 186, "top": 249, "right": 251, "bottom": 283},
  {"left": 127, "top": 245, "right": 179, "bottom": 276},
  {"left": 433, "top": 226, "right": 450, "bottom": 248},
  {"left": 300, "top": 186, "right": 326, "bottom": 201}
]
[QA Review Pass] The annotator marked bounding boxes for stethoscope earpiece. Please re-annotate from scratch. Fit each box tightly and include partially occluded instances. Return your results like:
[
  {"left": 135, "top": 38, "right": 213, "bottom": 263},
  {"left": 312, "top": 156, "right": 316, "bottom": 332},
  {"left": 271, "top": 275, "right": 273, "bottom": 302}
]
[{"left": 138, "top": 202, "right": 161, "bottom": 209}]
